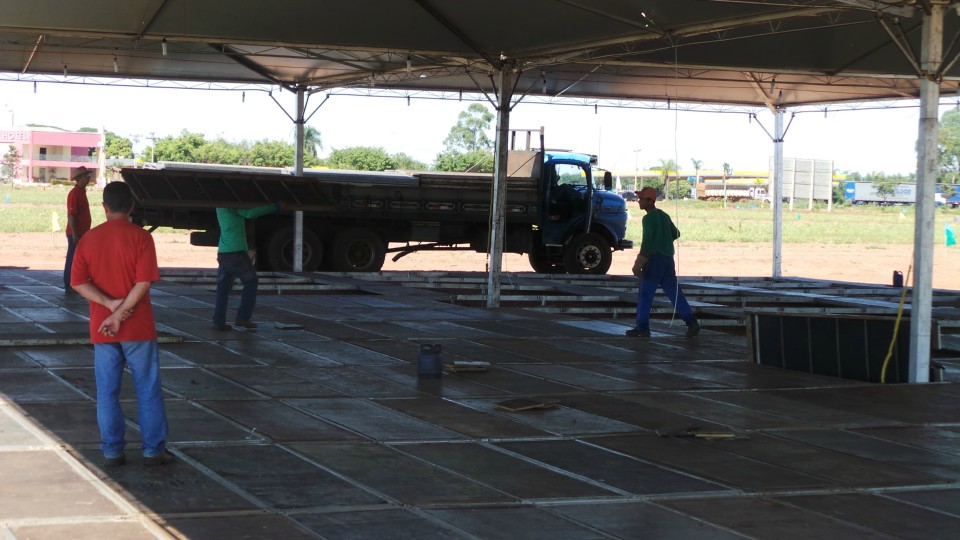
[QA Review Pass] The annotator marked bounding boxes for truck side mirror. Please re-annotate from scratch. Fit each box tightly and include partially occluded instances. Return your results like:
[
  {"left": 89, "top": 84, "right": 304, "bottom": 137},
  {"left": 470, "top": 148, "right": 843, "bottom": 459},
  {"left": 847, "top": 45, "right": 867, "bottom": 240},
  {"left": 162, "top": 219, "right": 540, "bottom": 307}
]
[{"left": 603, "top": 171, "right": 613, "bottom": 191}]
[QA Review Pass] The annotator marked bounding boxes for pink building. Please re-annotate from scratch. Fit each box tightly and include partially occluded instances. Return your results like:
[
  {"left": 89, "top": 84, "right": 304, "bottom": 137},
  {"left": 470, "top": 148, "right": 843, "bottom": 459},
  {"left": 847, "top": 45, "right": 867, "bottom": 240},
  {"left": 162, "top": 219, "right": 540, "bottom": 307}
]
[{"left": 0, "top": 129, "right": 104, "bottom": 183}]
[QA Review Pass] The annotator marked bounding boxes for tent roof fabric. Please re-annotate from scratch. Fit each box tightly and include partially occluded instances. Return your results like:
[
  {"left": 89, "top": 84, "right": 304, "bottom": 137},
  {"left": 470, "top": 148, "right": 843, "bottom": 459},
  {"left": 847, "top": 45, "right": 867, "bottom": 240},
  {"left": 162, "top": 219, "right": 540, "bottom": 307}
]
[{"left": 1, "top": 1, "right": 958, "bottom": 107}]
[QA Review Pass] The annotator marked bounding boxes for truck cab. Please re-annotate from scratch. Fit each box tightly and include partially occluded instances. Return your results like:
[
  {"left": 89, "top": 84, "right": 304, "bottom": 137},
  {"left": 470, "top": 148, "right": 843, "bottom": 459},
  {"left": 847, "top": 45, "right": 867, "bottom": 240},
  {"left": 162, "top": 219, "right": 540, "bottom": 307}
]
[{"left": 530, "top": 151, "right": 632, "bottom": 274}]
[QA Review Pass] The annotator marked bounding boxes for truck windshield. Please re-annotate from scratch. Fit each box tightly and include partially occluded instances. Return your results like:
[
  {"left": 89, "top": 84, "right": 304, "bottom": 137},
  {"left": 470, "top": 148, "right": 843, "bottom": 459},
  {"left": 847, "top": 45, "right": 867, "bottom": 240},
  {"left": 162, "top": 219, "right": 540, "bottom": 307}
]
[{"left": 555, "top": 163, "right": 588, "bottom": 190}]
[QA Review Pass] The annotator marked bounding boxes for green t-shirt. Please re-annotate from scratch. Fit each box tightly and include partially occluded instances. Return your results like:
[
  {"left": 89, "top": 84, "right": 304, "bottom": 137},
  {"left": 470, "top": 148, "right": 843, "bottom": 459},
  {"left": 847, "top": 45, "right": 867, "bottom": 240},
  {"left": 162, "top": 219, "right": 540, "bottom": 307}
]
[
  {"left": 639, "top": 208, "right": 680, "bottom": 257},
  {"left": 216, "top": 204, "right": 278, "bottom": 253}
]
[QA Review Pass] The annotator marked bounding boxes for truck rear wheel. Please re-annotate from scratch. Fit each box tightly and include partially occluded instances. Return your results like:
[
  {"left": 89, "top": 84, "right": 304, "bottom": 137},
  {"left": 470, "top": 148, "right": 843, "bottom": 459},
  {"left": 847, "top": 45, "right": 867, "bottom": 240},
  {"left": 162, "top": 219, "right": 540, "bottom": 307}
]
[
  {"left": 329, "top": 228, "right": 386, "bottom": 272},
  {"left": 265, "top": 226, "right": 323, "bottom": 272},
  {"left": 563, "top": 232, "right": 612, "bottom": 275},
  {"left": 528, "top": 249, "right": 566, "bottom": 274}
]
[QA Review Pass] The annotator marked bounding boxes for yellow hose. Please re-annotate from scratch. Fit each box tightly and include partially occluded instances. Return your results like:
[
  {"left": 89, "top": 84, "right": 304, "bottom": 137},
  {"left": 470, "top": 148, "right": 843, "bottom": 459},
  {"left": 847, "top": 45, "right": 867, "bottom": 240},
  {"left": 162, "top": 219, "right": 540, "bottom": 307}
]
[{"left": 881, "top": 265, "right": 912, "bottom": 384}]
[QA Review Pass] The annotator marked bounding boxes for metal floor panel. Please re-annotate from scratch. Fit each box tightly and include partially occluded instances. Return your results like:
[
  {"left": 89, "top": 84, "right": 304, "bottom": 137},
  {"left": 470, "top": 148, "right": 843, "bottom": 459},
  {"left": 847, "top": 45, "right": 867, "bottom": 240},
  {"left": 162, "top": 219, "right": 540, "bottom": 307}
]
[
  {"left": 398, "top": 441, "right": 619, "bottom": 500},
  {"left": 425, "top": 506, "right": 608, "bottom": 540},
  {"left": 294, "top": 508, "right": 472, "bottom": 540},
  {"left": 373, "top": 396, "right": 552, "bottom": 439},
  {"left": 772, "top": 493, "right": 960, "bottom": 539},
  {"left": 661, "top": 496, "right": 894, "bottom": 539},
  {"left": 289, "top": 442, "right": 513, "bottom": 506},
  {"left": 594, "top": 434, "right": 834, "bottom": 491},
  {"left": 183, "top": 444, "right": 388, "bottom": 509},
  {"left": 2, "top": 268, "right": 960, "bottom": 539},
  {"left": 495, "top": 439, "right": 728, "bottom": 496},
  {"left": 552, "top": 502, "right": 745, "bottom": 539},
  {"left": 198, "top": 399, "right": 366, "bottom": 443}
]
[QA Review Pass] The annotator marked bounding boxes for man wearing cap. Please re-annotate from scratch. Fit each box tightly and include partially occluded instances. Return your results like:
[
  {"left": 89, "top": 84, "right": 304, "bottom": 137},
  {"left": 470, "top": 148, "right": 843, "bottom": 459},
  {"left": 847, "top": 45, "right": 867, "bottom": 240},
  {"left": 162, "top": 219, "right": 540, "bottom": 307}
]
[
  {"left": 64, "top": 166, "right": 93, "bottom": 292},
  {"left": 627, "top": 186, "right": 700, "bottom": 338}
]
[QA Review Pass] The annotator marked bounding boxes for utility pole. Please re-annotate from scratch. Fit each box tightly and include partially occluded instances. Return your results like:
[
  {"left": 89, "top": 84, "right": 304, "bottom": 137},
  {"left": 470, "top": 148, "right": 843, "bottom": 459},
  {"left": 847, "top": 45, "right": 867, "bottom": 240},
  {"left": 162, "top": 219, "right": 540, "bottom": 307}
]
[
  {"left": 146, "top": 132, "right": 157, "bottom": 163},
  {"left": 633, "top": 148, "right": 641, "bottom": 191}
]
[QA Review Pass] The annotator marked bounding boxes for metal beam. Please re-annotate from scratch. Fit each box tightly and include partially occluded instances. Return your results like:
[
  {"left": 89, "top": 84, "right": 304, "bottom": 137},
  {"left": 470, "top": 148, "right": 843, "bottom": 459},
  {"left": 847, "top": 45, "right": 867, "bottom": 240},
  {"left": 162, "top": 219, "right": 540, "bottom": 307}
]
[
  {"left": 486, "top": 66, "right": 517, "bottom": 308},
  {"left": 293, "top": 86, "right": 305, "bottom": 273},
  {"left": 411, "top": 0, "right": 501, "bottom": 67},
  {"left": 910, "top": 2, "right": 944, "bottom": 383}
]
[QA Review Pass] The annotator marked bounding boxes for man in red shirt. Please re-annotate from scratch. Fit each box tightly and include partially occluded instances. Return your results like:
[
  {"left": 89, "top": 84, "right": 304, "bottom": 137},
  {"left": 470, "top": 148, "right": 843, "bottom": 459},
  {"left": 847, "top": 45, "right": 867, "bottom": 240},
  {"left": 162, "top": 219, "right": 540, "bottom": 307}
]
[
  {"left": 71, "top": 181, "right": 173, "bottom": 467},
  {"left": 64, "top": 166, "right": 93, "bottom": 292}
]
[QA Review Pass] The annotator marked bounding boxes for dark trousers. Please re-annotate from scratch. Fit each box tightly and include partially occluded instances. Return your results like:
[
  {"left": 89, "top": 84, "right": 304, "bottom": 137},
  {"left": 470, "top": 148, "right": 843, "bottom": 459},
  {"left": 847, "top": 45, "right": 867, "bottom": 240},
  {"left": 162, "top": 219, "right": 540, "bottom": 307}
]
[
  {"left": 635, "top": 255, "right": 695, "bottom": 331},
  {"left": 213, "top": 251, "right": 259, "bottom": 325},
  {"left": 64, "top": 234, "right": 77, "bottom": 290}
]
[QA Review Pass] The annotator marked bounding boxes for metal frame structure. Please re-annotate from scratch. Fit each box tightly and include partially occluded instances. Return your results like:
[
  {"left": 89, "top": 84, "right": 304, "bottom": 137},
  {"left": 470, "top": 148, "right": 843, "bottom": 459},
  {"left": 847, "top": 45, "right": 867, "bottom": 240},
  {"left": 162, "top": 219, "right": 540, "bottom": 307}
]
[{"left": 3, "top": 1, "right": 960, "bottom": 381}]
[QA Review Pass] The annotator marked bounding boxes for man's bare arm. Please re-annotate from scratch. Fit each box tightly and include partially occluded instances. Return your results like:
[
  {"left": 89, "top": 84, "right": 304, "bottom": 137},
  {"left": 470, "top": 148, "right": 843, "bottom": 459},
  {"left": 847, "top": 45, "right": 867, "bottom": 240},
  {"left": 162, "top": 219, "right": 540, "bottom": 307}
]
[{"left": 97, "top": 282, "right": 152, "bottom": 337}]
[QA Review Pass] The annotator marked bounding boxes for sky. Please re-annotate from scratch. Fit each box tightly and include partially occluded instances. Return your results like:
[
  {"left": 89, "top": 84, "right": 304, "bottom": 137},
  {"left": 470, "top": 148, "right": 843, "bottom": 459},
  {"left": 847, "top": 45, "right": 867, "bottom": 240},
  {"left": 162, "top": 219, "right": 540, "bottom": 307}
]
[{"left": 0, "top": 79, "right": 940, "bottom": 176}]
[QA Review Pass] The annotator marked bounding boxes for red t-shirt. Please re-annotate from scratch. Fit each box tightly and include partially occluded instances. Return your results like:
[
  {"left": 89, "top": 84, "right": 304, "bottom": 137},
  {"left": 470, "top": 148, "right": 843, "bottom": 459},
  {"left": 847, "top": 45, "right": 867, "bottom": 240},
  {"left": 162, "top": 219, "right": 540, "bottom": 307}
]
[
  {"left": 71, "top": 219, "right": 160, "bottom": 343},
  {"left": 66, "top": 186, "right": 91, "bottom": 237}
]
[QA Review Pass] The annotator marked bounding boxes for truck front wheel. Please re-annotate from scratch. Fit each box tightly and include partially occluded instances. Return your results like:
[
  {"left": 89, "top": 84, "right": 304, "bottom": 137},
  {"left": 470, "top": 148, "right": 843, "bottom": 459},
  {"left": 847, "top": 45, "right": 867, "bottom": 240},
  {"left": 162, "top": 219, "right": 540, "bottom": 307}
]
[
  {"left": 329, "top": 228, "right": 386, "bottom": 272},
  {"left": 265, "top": 226, "right": 323, "bottom": 272},
  {"left": 563, "top": 232, "right": 612, "bottom": 275}
]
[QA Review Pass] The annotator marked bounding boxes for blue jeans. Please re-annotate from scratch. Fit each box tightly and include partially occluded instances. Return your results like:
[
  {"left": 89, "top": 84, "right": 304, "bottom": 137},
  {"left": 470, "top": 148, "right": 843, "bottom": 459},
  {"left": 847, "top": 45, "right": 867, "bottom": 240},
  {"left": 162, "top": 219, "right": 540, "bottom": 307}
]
[
  {"left": 635, "top": 254, "right": 696, "bottom": 331},
  {"left": 64, "top": 234, "right": 77, "bottom": 289},
  {"left": 94, "top": 341, "right": 168, "bottom": 457},
  {"left": 213, "top": 251, "right": 259, "bottom": 325}
]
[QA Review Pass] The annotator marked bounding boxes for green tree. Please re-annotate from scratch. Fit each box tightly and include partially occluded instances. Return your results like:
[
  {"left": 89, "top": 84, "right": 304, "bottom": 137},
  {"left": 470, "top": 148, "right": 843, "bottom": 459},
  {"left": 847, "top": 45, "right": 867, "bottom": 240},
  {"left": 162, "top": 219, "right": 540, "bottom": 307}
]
[
  {"left": 939, "top": 108, "right": 960, "bottom": 184},
  {"left": 435, "top": 104, "right": 494, "bottom": 172},
  {"left": 721, "top": 162, "right": 733, "bottom": 207},
  {"left": 391, "top": 152, "right": 427, "bottom": 170},
  {"left": 327, "top": 146, "right": 395, "bottom": 171},
  {"left": 303, "top": 126, "right": 323, "bottom": 159},
  {"left": 249, "top": 140, "right": 299, "bottom": 167},
  {"left": 104, "top": 131, "right": 134, "bottom": 159},
  {"left": 443, "top": 103, "right": 493, "bottom": 152},
  {"left": 871, "top": 174, "right": 898, "bottom": 204},
  {"left": 196, "top": 138, "right": 247, "bottom": 165},
  {"left": 1, "top": 145, "right": 22, "bottom": 181},
  {"left": 651, "top": 158, "right": 678, "bottom": 199},
  {"left": 691, "top": 158, "right": 702, "bottom": 183},
  {"left": 434, "top": 149, "right": 495, "bottom": 172},
  {"left": 153, "top": 130, "right": 207, "bottom": 162}
]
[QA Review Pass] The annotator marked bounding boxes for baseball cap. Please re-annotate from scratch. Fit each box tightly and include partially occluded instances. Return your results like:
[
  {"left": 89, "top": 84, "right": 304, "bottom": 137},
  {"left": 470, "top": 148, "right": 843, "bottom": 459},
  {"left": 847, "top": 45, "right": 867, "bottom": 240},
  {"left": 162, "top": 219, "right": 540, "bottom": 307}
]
[{"left": 635, "top": 186, "right": 658, "bottom": 200}]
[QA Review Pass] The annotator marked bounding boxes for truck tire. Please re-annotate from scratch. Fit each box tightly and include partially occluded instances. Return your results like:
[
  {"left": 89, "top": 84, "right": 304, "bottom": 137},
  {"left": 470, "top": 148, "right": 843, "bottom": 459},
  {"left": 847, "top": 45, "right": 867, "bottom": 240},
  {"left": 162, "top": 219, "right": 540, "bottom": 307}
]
[
  {"left": 528, "top": 249, "right": 566, "bottom": 274},
  {"left": 563, "top": 232, "right": 612, "bottom": 275},
  {"left": 329, "top": 228, "right": 386, "bottom": 272},
  {"left": 265, "top": 226, "right": 323, "bottom": 272}
]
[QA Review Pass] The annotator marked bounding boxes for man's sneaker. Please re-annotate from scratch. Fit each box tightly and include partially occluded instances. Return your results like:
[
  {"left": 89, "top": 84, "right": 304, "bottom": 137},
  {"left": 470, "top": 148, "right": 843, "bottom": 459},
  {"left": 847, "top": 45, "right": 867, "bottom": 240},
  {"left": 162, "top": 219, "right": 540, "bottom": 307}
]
[
  {"left": 686, "top": 321, "right": 701, "bottom": 337},
  {"left": 625, "top": 328, "right": 651, "bottom": 337},
  {"left": 234, "top": 320, "right": 258, "bottom": 329},
  {"left": 103, "top": 453, "right": 126, "bottom": 467},
  {"left": 143, "top": 450, "right": 175, "bottom": 466},
  {"left": 213, "top": 323, "right": 231, "bottom": 331}
]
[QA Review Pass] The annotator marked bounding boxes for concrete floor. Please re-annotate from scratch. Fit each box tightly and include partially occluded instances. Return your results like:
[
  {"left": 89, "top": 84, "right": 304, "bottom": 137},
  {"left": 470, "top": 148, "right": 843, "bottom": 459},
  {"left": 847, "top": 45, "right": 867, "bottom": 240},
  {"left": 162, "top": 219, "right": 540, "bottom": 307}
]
[{"left": 1, "top": 268, "right": 960, "bottom": 539}]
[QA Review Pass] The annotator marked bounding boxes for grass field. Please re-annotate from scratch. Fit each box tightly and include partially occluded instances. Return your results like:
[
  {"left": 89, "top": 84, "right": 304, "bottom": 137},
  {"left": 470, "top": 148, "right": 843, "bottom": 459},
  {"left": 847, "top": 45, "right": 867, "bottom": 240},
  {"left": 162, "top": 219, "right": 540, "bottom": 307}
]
[
  {"left": 628, "top": 199, "right": 956, "bottom": 245},
  {"left": 2, "top": 183, "right": 957, "bottom": 244}
]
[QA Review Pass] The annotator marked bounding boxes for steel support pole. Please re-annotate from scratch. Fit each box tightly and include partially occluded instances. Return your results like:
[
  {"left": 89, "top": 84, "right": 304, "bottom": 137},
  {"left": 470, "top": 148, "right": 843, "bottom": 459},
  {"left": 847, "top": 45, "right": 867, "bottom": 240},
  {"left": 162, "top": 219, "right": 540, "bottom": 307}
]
[
  {"left": 772, "top": 109, "right": 785, "bottom": 278},
  {"left": 910, "top": 4, "right": 943, "bottom": 383},
  {"left": 293, "top": 87, "right": 305, "bottom": 272},
  {"left": 486, "top": 67, "right": 515, "bottom": 308}
]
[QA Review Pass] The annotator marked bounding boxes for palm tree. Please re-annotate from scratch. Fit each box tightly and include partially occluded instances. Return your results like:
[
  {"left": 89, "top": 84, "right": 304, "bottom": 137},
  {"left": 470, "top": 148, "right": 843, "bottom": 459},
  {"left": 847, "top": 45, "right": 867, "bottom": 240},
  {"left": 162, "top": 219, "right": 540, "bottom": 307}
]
[
  {"left": 691, "top": 158, "right": 702, "bottom": 183},
  {"left": 722, "top": 162, "right": 732, "bottom": 208},
  {"left": 656, "top": 158, "right": 678, "bottom": 200},
  {"left": 304, "top": 126, "right": 322, "bottom": 159},
  {"left": 691, "top": 158, "right": 703, "bottom": 199}
]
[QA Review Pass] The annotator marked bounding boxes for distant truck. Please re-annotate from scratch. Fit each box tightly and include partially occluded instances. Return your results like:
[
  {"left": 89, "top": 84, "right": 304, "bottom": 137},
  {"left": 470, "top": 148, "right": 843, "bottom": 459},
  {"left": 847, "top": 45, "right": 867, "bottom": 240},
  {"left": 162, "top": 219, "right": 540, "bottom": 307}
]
[
  {"left": 122, "top": 143, "right": 632, "bottom": 275},
  {"left": 696, "top": 182, "right": 769, "bottom": 202},
  {"left": 844, "top": 181, "right": 945, "bottom": 205}
]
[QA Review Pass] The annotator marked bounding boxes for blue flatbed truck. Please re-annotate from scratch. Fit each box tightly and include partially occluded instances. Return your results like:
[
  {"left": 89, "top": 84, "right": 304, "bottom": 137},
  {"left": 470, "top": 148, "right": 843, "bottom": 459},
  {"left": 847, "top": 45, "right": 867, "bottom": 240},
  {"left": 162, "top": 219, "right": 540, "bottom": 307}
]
[{"left": 122, "top": 148, "right": 632, "bottom": 275}]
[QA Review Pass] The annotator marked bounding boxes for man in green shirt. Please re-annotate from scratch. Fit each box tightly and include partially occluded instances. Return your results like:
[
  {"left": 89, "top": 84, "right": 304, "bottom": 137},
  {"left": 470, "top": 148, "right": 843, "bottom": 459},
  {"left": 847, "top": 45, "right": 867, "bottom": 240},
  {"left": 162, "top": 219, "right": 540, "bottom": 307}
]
[
  {"left": 213, "top": 203, "right": 283, "bottom": 330},
  {"left": 626, "top": 187, "right": 700, "bottom": 338}
]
